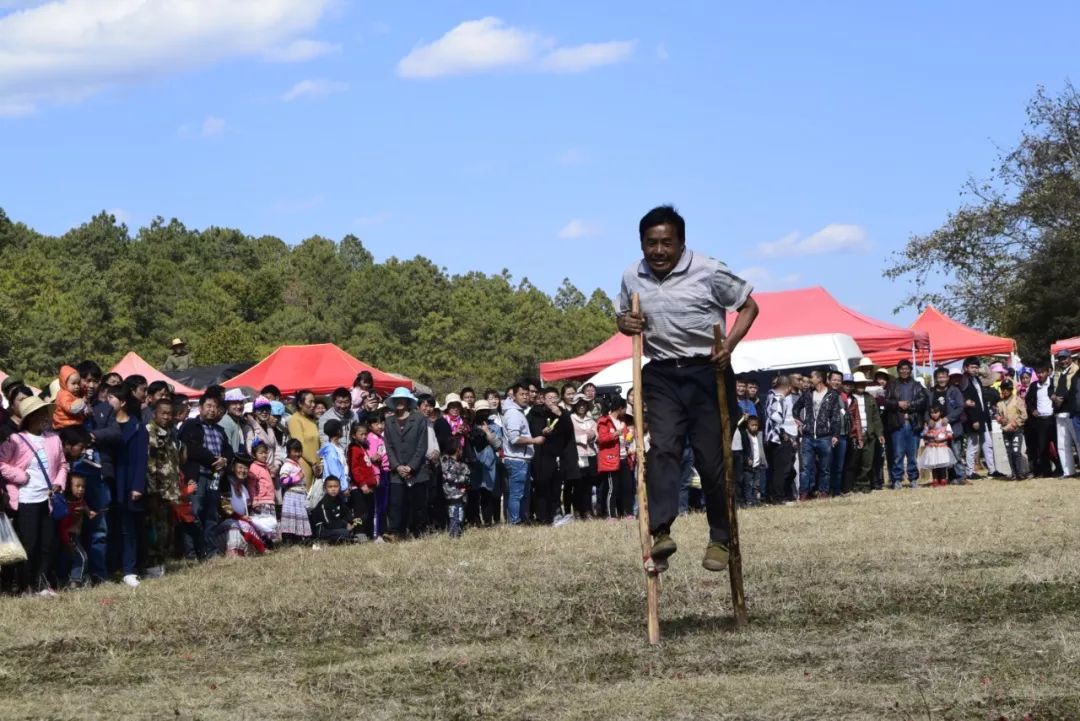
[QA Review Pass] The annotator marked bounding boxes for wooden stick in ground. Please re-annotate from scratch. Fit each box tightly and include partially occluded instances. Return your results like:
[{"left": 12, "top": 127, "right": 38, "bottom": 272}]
[
  {"left": 631, "top": 293, "right": 661, "bottom": 645},
  {"left": 713, "top": 323, "right": 749, "bottom": 627}
]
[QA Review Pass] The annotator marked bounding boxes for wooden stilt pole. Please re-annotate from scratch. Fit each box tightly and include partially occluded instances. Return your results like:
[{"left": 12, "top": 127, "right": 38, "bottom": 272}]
[
  {"left": 631, "top": 293, "right": 661, "bottom": 645},
  {"left": 714, "top": 324, "right": 749, "bottom": 627}
]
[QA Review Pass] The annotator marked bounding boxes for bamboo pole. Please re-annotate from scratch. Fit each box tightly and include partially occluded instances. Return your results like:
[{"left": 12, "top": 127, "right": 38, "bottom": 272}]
[
  {"left": 631, "top": 293, "right": 661, "bottom": 645},
  {"left": 713, "top": 323, "right": 749, "bottom": 627}
]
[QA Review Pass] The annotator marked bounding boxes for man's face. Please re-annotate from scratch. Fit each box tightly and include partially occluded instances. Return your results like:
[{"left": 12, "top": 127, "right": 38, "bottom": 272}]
[
  {"left": 81, "top": 375, "right": 100, "bottom": 402},
  {"left": 735, "top": 380, "right": 746, "bottom": 397},
  {"left": 562, "top": 386, "right": 576, "bottom": 405},
  {"left": 934, "top": 372, "right": 948, "bottom": 388},
  {"left": 828, "top": 374, "right": 842, "bottom": 391},
  {"left": 462, "top": 391, "right": 475, "bottom": 407},
  {"left": 528, "top": 386, "right": 539, "bottom": 404},
  {"left": 544, "top": 392, "right": 560, "bottom": 411},
  {"left": 419, "top": 400, "right": 434, "bottom": 417},
  {"left": 641, "top": 223, "right": 683, "bottom": 277},
  {"left": 333, "top": 395, "right": 351, "bottom": 416},
  {"left": 227, "top": 401, "right": 244, "bottom": 419},
  {"left": 200, "top": 399, "right": 220, "bottom": 422},
  {"left": 1037, "top": 369, "right": 1050, "bottom": 383},
  {"left": 965, "top": 363, "right": 981, "bottom": 377},
  {"left": 154, "top": 405, "right": 173, "bottom": 428},
  {"left": 513, "top": 388, "right": 529, "bottom": 407},
  {"left": 898, "top": 365, "right": 912, "bottom": 380}
]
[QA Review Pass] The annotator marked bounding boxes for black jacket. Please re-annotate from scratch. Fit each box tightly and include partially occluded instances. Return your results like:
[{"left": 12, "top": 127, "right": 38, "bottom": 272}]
[
  {"left": 310, "top": 493, "right": 352, "bottom": 532},
  {"left": 178, "top": 417, "right": 234, "bottom": 486},
  {"left": 528, "top": 406, "right": 576, "bottom": 477},
  {"left": 792, "top": 387, "right": 843, "bottom": 439},
  {"left": 1053, "top": 368, "right": 1079, "bottom": 415},
  {"left": 87, "top": 399, "right": 123, "bottom": 481},
  {"left": 961, "top": 377, "right": 996, "bottom": 431},
  {"left": 929, "top": 384, "right": 966, "bottom": 436},
  {"left": 882, "top": 379, "right": 929, "bottom": 434}
]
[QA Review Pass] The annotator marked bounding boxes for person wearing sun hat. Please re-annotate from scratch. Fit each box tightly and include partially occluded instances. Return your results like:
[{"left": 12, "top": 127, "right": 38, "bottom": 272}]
[
  {"left": 163, "top": 338, "right": 193, "bottom": 372},
  {"left": 382, "top": 387, "right": 430, "bottom": 540},
  {"left": 845, "top": 372, "right": 884, "bottom": 492},
  {"left": 0, "top": 395, "right": 68, "bottom": 595}
]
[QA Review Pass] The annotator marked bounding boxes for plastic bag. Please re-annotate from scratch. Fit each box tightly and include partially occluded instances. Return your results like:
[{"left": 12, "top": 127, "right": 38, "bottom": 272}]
[{"left": 0, "top": 513, "right": 27, "bottom": 566}]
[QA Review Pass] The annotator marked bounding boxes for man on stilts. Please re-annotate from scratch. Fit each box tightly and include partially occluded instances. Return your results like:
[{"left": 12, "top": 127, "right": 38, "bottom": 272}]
[{"left": 617, "top": 205, "right": 759, "bottom": 573}]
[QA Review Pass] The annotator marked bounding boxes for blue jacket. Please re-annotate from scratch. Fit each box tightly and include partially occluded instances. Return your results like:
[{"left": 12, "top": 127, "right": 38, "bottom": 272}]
[
  {"left": 86, "top": 399, "right": 122, "bottom": 481},
  {"left": 114, "top": 418, "right": 148, "bottom": 511}
]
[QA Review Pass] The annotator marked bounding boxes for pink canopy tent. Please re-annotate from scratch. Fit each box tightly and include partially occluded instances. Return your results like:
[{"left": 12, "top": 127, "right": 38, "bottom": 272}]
[
  {"left": 871, "top": 306, "right": 1015, "bottom": 366},
  {"left": 1051, "top": 336, "right": 1080, "bottom": 356},
  {"left": 110, "top": 352, "right": 202, "bottom": 396},
  {"left": 540, "top": 286, "right": 928, "bottom": 381}
]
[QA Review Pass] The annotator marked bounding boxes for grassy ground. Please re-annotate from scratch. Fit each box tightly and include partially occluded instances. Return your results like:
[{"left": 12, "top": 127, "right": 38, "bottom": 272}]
[{"left": 1, "top": 478, "right": 1079, "bottom": 720}]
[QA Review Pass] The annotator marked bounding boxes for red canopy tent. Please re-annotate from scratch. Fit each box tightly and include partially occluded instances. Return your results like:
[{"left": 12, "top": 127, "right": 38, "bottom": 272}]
[
  {"left": 1051, "top": 336, "right": 1080, "bottom": 356},
  {"left": 871, "top": 306, "right": 1015, "bottom": 366},
  {"left": 222, "top": 343, "right": 410, "bottom": 396},
  {"left": 540, "top": 286, "right": 927, "bottom": 381},
  {"left": 111, "top": 352, "right": 202, "bottom": 396}
]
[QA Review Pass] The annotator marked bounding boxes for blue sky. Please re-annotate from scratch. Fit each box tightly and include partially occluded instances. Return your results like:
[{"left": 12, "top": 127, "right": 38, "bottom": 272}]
[{"left": 1, "top": 1, "right": 1077, "bottom": 326}]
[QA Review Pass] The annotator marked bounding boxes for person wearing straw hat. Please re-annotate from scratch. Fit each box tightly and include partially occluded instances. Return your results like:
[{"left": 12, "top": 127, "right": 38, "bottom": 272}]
[
  {"left": 0, "top": 395, "right": 69, "bottom": 595},
  {"left": 617, "top": 205, "right": 759, "bottom": 572},
  {"left": 163, "top": 338, "right": 193, "bottom": 372},
  {"left": 847, "top": 372, "right": 884, "bottom": 492},
  {"left": 382, "top": 387, "right": 430, "bottom": 540}
]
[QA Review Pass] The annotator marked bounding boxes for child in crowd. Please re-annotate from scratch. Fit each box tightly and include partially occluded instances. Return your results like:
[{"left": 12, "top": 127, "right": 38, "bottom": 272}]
[
  {"left": 52, "top": 365, "right": 88, "bottom": 429},
  {"left": 56, "top": 473, "right": 90, "bottom": 588},
  {"left": 570, "top": 398, "right": 597, "bottom": 519},
  {"left": 366, "top": 412, "right": 390, "bottom": 541},
  {"left": 315, "top": 419, "right": 348, "bottom": 511},
  {"left": 351, "top": 371, "right": 375, "bottom": 412},
  {"left": 247, "top": 440, "right": 279, "bottom": 540},
  {"left": 740, "top": 415, "right": 768, "bottom": 507},
  {"left": 996, "top": 379, "right": 1030, "bottom": 480},
  {"left": 347, "top": 422, "right": 378, "bottom": 538},
  {"left": 440, "top": 446, "right": 471, "bottom": 538},
  {"left": 309, "top": 476, "right": 355, "bottom": 543},
  {"left": 919, "top": 406, "right": 957, "bottom": 487},
  {"left": 279, "top": 440, "right": 312, "bottom": 542}
]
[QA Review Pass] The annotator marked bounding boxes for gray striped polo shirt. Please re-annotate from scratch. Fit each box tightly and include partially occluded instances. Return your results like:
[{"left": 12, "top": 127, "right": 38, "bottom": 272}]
[{"left": 616, "top": 249, "right": 752, "bottom": 361}]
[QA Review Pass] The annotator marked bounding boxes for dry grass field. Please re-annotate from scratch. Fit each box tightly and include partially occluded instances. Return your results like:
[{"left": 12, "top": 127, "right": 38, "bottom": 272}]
[{"left": 1, "top": 478, "right": 1079, "bottom": 720}]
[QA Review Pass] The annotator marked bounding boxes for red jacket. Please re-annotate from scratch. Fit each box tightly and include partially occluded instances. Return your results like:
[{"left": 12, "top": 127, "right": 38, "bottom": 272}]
[
  {"left": 596, "top": 415, "right": 622, "bottom": 473},
  {"left": 348, "top": 443, "right": 377, "bottom": 490}
]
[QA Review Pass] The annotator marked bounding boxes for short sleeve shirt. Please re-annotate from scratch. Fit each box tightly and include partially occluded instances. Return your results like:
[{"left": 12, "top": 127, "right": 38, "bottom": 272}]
[{"left": 617, "top": 249, "right": 752, "bottom": 361}]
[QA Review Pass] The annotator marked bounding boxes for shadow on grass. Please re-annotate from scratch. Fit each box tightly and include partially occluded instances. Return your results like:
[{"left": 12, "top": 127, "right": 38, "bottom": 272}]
[{"left": 661, "top": 613, "right": 743, "bottom": 638}]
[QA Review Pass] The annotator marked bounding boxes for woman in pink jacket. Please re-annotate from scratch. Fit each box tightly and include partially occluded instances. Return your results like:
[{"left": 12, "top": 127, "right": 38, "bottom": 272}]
[{"left": 0, "top": 396, "right": 69, "bottom": 596}]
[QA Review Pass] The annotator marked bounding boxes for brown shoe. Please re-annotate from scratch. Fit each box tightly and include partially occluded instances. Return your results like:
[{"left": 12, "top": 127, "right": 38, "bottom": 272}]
[
  {"left": 651, "top": 533, "right": 677, "bottom": 561},
  {"left": 702, "top": 542, "right": 730, "bottom": 572}
]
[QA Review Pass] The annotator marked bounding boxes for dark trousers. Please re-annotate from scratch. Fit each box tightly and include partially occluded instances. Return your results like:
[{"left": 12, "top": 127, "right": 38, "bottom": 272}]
[
  {"left": 739, "top": 465, "right": 766, "bottom": 506},
  {"left": 120, "top": 509, "right": 144, "bottom": 575},
  {"left": 1028, "top": 416, "right": 1056, "bottom": 476},
  {"left": 82, "top": 472, "right": 111, "bottom": 581},
  {"left": 15, "top": 500, "right": 56, "bottom": 592},
  {"left": 314, "top": 526, "right": 351, "bottom": 543},
  {"left": 1003, "top": 431, "right": 1026, "bottom": 479},
  {"left": 350, "top": 489, "right": 374, "bottom": 538},
  {"left": 192, "top": 478, "right": 221, "bottom": 559},
  {"left": 388, "top": 481, "right": 429, "bottom": 538},
  {"left": 829, "top": 437, "right": 848, "bottom": 494},
  {"left": 766, "top": 439, "right": 796, "bottom": 502},
  {"left": 642, "top": 361, "right": 735, "bottom": 544},
  {"left": 799, "top": 436, "right": 833, "bottom": 495},
  {"left": 603, "top": 460, "right": 634, "bottom": 517},
  {"left": 531, "top": 461, "right": 562, "bottom": 525},
  {"left": 850, "top": 438, "right": 877, "bottom": 491},
  {"left": 143, "top": 494, "right": 173, "bottom": 567}
]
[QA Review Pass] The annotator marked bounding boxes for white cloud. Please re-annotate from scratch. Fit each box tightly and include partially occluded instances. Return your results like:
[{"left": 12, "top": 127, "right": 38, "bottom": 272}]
[
  {"left": 539, "top": 41, "right": 635, "bottom": 73},
  {"left": 397, "top": 17, "right": 633, "bottom": 78},
  {"left": 757, "top": 224, "right": 872, "bottom": 258},
  {"left": 281, "top": 78, "right": 347, "bottom": 101},
  {"left": 558, "top": 219, "right": 601, "bottom": 239},
  {"left": 737, "top": 267, "right": 802, "bottom": 291},
  {"left": 201, "top": 115, "right": 225, "bottom": 138},
  {"left": 264, "top": 38, "right": 339, "bottom": 63},
  {"left": 0, "top": 0, "right": 334, "bottom": 114}
]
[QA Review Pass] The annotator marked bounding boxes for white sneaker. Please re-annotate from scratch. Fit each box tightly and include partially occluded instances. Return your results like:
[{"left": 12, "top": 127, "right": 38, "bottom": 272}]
[
  {"left": 144, "top": 565, "right": 165, "bottom": 579},
  {"left": 122, "top": 574, "right": 140, "bottom": 588},
  {"left": 374, "top": 536, "right": 386, "bottom": 544},
  {"left": 36, "top": 588, "right": 58, "bottom": 598},
  {"left": 553, "top": 515, "right": 573, "bottom": 528}
]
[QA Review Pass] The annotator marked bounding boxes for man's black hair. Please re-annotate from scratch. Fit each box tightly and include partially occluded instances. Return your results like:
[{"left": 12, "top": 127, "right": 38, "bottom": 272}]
[
  {"left": 542, "top": 386, "right": 560, "bottom": 398},
  {"left": 152, "top": 397, "right": 173, "bottom": 411},
  {"left": 125, "top": 374, "right": 148, "bottom": 389},
  {"left": 828, "top": 369, "right": 843, "bottom": 381},
  {"left": 933, "top": 366, "right": 950, "bottom": 377},
  {"left": 560, "top": 383, "right": 576, "bottom": 396},
  {"left": 199, "top": 392, "right": 220, "bottom": 407},
  {"left": 1000, "top": 379, "right": 1014, "bottom": 391},
  {"left": 416, "top": 393, "right": 435, "bottom": 407},
  {"left": 60, "top": 426, "right": 92, "bottom": 447},
  {"left": 460, "top": 386, "right": 475, "bottom": 397},
  {"left": 509, "top": 383, "right": 527, "bottom": 396},
  {"left": 147, "top": 380, "right": 169, "bottom": 396},
  {"left": 204, "top": 385, "right": 225, "bottom": 400},
  {"left": 896, "top": 359, "right": 913, "bottom": 370},
  {"left": 639, "top": 205, "right": 685, "bottom": 243},
  {"left": 962, "top": 356, "right": 980, "bottom": 368},
  {"left": 260, "top": 384, "right": 281, "bottom": 398},
  {"left": 76, "top": 360, "right": 103, "bottom": 381},
  {"left": 331, "top": 386, "right": 351, "bottom": 401}
]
